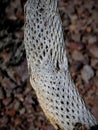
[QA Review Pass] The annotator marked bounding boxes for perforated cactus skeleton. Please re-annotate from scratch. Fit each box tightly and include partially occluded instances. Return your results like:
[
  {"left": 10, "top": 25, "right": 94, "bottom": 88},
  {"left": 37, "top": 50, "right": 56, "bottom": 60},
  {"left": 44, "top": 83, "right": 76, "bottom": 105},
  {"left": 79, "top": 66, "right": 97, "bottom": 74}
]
[{"left": 24, "top": 0, "right": 97, "bottom": 130}]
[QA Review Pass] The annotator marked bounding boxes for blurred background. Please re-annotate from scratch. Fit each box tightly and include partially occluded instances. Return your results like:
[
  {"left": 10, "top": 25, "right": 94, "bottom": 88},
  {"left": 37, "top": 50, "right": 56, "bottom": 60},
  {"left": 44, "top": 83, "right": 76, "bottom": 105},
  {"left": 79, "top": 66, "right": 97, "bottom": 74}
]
[{"left": 0, "top": 0, "right": 98, "bottom": 130}]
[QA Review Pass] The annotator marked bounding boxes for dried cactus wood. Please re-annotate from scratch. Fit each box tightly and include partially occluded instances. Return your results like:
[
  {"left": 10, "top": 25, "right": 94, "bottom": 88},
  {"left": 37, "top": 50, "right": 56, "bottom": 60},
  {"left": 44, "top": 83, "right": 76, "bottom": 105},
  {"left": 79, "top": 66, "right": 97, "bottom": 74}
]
[{"left": 24, "top": 0, "right": 98, "bottom": 130}]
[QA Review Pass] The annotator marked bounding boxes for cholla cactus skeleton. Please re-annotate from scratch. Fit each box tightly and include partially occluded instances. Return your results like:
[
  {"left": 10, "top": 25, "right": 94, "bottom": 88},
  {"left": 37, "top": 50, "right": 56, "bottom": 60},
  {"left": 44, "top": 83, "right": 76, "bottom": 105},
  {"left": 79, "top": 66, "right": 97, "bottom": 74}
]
[{"left": 24, "top": 0, "right": 97, "bottom": 130}]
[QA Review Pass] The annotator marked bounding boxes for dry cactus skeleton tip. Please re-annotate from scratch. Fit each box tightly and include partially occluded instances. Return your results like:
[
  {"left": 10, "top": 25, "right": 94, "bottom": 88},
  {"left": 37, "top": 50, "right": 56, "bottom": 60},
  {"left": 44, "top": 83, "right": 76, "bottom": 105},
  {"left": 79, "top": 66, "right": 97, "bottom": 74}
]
[{"left": 24, "top": 0, "right": 98, "bottom": 130}]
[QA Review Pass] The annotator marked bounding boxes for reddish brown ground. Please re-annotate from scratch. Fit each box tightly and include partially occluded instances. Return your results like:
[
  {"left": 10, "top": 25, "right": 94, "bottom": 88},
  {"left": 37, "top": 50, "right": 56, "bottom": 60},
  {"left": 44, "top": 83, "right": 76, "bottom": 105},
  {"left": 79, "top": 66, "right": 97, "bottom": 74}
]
[{"left": 0, "top": 0, "right": 98, "bottom": 130}]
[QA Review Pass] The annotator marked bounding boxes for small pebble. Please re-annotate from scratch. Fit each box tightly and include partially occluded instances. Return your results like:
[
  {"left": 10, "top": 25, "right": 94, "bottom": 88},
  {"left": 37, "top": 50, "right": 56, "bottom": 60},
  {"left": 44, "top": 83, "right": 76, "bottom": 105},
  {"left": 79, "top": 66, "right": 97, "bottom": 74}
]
[
  {"left": 72, "top": 50, "right": 84, "bottom": 61},
  {"left": 81, "top": 65, "right": 94, "bottom": 83},
  {"left": 88, "top": 36, "right": 97, "bottom": 44},
  {"left": 88, "top": 44, "right": 98, "bottom": 58}
]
